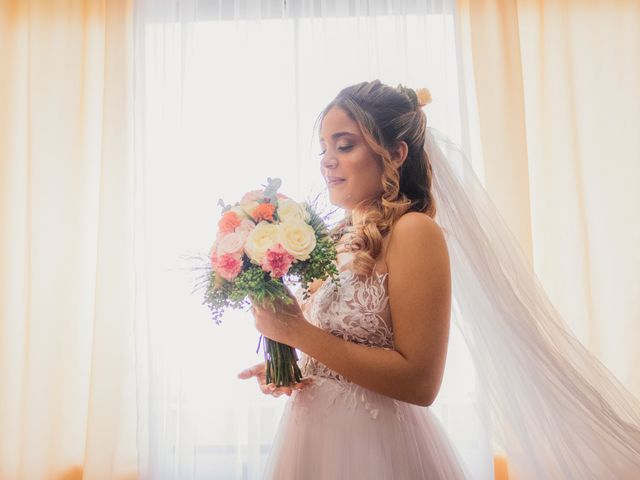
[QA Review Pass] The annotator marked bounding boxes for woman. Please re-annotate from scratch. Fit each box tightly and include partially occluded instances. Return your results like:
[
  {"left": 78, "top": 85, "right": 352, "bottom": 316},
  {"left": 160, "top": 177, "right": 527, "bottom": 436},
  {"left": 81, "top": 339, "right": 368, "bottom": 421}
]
[{"left": 240, "top": 80, "right": 640, "bottom": 479}]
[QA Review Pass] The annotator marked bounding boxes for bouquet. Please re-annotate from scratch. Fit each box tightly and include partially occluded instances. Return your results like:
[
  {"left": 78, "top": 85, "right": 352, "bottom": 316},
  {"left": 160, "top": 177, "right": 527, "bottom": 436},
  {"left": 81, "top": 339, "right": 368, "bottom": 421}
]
[{"left": 200, "top": 178, "right": 340, "bottom": 387}]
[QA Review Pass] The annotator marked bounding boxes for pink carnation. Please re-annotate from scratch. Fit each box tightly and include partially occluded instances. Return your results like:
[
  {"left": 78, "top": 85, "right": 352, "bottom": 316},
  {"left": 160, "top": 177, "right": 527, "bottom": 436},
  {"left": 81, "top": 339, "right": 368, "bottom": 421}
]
[
  {"left": 261, "top": 243, "right": 295, "bottom": 278},
  {"left": 212, "top": 252, "right": 243, "bottom": 281}
]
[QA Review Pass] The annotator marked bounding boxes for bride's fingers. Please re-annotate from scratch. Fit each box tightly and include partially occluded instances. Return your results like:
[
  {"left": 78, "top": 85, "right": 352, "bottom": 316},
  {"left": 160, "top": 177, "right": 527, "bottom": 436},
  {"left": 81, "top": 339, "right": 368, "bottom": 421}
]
[
  {"left": 260, "top": 381, "right": 275, "bottom": 395},
  {"left": 275, "top": 380, "right": 314, "bottom": 396},
  {"left": 241, "top": 365, "right": 313, "bottom": 396},
  {"left": 272, "top": 386, "right": 291, "bottom": 397},
  {"left": 293, "top": 378, "right": 314, "bottom": 389},
  {"left": 237, "top": 363, "right": 265, "bottom": 380},
  {"left": 263, "top": 383, "right": 287, "bottom": 397},
  {"left": 261, "top": 383, "right": 293, "bottom": 397}
]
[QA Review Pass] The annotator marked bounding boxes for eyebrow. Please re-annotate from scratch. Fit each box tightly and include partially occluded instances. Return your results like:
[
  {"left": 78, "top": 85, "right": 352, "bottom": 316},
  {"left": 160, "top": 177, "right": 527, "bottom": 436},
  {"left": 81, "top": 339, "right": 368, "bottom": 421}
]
[{"left": 319, "top": 131, "right": 358, "bottom": 143}]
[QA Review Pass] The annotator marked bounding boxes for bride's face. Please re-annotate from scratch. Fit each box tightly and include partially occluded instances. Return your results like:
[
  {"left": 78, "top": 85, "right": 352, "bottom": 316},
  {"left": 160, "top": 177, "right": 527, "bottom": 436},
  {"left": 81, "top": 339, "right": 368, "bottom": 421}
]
[{"left": 319, "top": 106, "right": 384, "bottom": 211}]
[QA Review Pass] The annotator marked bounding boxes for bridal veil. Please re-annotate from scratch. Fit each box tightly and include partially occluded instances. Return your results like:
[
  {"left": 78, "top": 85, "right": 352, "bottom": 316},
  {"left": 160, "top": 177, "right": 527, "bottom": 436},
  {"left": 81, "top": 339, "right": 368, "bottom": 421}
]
[{"left": 427, "top": 127, "right": 640, "bottom": 479}]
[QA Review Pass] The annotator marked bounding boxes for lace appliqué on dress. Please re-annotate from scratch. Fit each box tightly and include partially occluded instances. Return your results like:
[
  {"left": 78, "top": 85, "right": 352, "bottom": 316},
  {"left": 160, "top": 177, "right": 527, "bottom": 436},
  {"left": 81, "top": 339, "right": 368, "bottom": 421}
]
[
  {"left": 292, "top": 269, "right": 406, "bottom": 422},
  {"left": 309, "top": 269, "right": 393, "bottom": 349}
]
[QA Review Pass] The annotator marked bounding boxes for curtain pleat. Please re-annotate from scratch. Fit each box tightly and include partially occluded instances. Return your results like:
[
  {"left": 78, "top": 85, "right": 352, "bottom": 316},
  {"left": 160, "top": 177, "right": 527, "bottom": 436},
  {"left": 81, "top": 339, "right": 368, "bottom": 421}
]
[{"left": 0, "top": 1, "right": 137, "bottom": 479}]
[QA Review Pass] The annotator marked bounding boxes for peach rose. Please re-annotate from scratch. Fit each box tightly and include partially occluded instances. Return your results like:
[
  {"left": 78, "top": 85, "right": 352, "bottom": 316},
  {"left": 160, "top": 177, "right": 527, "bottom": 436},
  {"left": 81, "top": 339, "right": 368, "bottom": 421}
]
[
  {"left": 235, "top": 218, "right": 255, "bottom": 233},
  {"left": 216, "top": 230, "right": 249, "bottom": 256}
]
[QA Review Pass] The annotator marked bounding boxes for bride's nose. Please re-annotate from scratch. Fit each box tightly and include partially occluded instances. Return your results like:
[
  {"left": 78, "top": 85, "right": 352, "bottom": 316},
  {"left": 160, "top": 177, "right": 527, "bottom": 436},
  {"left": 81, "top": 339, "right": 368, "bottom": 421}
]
[{"left": 320, "top": 153, "right": 338, "bottom": 171}]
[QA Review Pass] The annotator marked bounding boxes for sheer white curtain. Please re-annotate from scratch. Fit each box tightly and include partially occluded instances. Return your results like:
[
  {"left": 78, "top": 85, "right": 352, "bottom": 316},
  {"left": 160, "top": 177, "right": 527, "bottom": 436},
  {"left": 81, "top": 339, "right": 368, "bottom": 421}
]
[{"left": 132, "top": 1, "right": 490, "bottom": 478}]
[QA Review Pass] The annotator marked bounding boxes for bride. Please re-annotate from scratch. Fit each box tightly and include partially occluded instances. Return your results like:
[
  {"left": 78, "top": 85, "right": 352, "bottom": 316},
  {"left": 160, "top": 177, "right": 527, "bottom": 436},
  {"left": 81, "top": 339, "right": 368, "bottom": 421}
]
[{"left": 239, "top": 80, "right": 640, "bottom": 479}]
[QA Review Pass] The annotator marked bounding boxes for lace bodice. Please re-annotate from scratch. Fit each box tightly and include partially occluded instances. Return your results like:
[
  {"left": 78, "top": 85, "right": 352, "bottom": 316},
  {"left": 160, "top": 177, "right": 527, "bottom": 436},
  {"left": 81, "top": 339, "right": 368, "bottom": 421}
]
[
  {"left": 305, "top": 269, "right": 393, "bottom": 345},
  {"left": 296, "top": 226, "right": 394, "bottom": 364},
  {"left": 289, "top": 228, "right": 407, "bottom": 420},
  {"left": 298, "top": 262, "right": 393, "bottom": 368}
]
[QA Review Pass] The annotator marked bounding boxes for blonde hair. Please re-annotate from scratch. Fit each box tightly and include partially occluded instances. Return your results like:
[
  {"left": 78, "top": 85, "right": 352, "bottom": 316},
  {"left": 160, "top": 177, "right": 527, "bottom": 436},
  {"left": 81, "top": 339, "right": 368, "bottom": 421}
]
[{"left": 318, "top": 80, "right": 437, "bottom": 277}]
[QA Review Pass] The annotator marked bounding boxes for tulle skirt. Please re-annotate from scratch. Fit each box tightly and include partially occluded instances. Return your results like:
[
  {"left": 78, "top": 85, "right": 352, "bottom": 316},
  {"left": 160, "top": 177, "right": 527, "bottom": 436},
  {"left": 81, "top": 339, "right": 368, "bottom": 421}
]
[{"left": 262, "top": 376, "right": 470, "bottom": 479}]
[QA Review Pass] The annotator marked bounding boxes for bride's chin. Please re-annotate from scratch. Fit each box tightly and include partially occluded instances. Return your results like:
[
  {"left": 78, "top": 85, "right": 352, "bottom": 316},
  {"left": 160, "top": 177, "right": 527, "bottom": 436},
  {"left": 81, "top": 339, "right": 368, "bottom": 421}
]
[
  {"left": 327, "top": 192, "right": 345, "bottom": 208},
  {"left": 329, "top": 196, "right": 352, "bottom": 211}
]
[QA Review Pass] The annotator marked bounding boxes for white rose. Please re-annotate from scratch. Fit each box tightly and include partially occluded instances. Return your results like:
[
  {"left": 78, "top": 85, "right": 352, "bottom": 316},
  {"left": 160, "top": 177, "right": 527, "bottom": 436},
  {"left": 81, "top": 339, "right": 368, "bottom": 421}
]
[
  {"left": 277, "top": 198, "right": 310, "bottom": 223},
  {"left": 217, "top": 230, "right": 249, "bottom": 256},
  {"left": 240, "top": 189, "right": 264, "bottom": 203},
  {"left": 244, "top": 221, "right": 279, "bottom": 263},
  {"left": 240, "top": 200, "right": 259, "bottom": 217},
  {"left": 231, "top": 205, "right": 249, "bottom": 219},
  {"left": 278, "top": 220, "right": 316, "bottom": 261}
]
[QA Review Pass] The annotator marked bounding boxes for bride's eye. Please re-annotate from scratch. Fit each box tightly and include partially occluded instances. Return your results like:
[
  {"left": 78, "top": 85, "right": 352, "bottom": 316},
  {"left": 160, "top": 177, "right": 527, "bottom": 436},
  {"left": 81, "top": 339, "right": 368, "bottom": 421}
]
[{"left": 317, "top": 145, "right": 353, "bottom": 156}]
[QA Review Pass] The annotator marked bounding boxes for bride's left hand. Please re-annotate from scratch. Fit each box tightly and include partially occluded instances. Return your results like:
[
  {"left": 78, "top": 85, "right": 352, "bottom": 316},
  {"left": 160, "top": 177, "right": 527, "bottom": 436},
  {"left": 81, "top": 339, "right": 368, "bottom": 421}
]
[{"left": 251, "top": 286, "right": 307, "bottom": 346}]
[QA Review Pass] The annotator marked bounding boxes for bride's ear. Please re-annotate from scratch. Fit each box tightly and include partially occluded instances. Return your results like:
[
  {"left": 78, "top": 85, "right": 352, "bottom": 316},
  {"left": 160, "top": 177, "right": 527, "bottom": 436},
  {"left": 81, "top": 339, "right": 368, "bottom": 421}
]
[{"left": 390, "top": 140, "right": 409, "bottom": 170}]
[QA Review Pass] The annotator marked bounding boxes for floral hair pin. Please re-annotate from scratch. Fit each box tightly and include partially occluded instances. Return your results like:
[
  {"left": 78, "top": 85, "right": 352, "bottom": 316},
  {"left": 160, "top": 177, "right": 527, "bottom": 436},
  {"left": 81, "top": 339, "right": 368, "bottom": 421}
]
[{"left": 396, "top": 83, "right": 433, "bottom": 108}]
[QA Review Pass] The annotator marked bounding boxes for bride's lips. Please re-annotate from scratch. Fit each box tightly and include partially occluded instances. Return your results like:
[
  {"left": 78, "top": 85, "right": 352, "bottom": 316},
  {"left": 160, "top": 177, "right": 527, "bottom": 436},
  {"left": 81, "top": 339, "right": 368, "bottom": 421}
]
[{"left": 326, "top": 176, "right": 346, "bottom": 187}]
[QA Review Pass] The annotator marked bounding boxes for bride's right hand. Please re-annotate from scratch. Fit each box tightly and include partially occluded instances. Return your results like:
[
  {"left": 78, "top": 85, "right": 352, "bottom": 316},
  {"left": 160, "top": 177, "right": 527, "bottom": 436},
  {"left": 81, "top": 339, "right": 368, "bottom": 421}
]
[{"left": 237, "top": 363, "right": 314, "bottom": 397}]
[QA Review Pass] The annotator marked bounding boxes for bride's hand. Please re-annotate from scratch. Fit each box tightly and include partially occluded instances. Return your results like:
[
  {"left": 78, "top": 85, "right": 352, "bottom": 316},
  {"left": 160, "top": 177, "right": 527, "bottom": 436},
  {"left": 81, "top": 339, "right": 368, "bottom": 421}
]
[
  {"left": 250, "top": 286, "right": 307, "bottom": 346},
  {"left": 237, "top": 362, "right": 314, "bottom": 397}
]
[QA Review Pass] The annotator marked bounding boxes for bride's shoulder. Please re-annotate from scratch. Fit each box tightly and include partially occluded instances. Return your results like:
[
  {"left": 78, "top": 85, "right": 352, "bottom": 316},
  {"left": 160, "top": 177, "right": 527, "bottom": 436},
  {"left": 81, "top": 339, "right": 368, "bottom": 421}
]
[
  {"left": 390, "top": 211, "right": 444, "bottom": 239},
  {"left": 385, "top": 212, "right": 448, "bottom": 265}
]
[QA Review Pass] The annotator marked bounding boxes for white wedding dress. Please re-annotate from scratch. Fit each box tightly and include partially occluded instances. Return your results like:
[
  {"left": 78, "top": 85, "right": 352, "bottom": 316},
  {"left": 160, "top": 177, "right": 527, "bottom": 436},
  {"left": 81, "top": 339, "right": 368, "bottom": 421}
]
[
  {"left": 263, "top": 127, "right": 640, "bottom": 479},
  {"left": 262, "top": 241, "right": 470, "bottom": 479}
]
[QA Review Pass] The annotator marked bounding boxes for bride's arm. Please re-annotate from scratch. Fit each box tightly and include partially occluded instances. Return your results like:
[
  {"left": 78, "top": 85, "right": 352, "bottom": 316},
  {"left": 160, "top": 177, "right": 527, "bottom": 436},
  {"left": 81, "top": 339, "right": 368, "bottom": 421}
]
[{"left": 253, "top": 212, "right": 452, "bottom": 407}]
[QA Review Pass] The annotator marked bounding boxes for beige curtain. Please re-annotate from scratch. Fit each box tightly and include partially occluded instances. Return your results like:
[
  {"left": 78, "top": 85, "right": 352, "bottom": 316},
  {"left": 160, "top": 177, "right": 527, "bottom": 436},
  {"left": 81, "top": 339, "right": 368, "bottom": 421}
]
[
  {"left": 0, "top": 1, "right": 137, "bottom": 478},
  {"left": 456, "top": 0, "right": 640, "bottom": 399}
]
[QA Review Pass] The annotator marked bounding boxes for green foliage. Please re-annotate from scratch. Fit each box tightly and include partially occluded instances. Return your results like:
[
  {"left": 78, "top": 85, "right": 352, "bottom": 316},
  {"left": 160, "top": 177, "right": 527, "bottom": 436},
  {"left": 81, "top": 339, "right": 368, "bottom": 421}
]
[
  {"left": 287, "top": 235, "right": 340, "bottom": 300},
  {"left": 262, "top": 177, "right": 282, "bottom": 205},
  {"left": 203, "top": 265, "right": 292, "bottom": 324},
  {"left": 217, "top": 198, "right": 232, "bottom": 214},
  {"left": 304, "top": 201, "right": 329, "bottom": 236}
]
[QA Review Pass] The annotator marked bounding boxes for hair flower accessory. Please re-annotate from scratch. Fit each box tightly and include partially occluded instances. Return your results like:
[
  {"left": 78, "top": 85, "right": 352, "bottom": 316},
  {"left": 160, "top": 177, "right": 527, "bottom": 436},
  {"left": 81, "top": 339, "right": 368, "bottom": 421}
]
[
  {"left": 396, "top": 83, "right": 432, "bottom": 109},
  {"left": 415, "top": 87, "right": 432, "bottom": 107}
]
